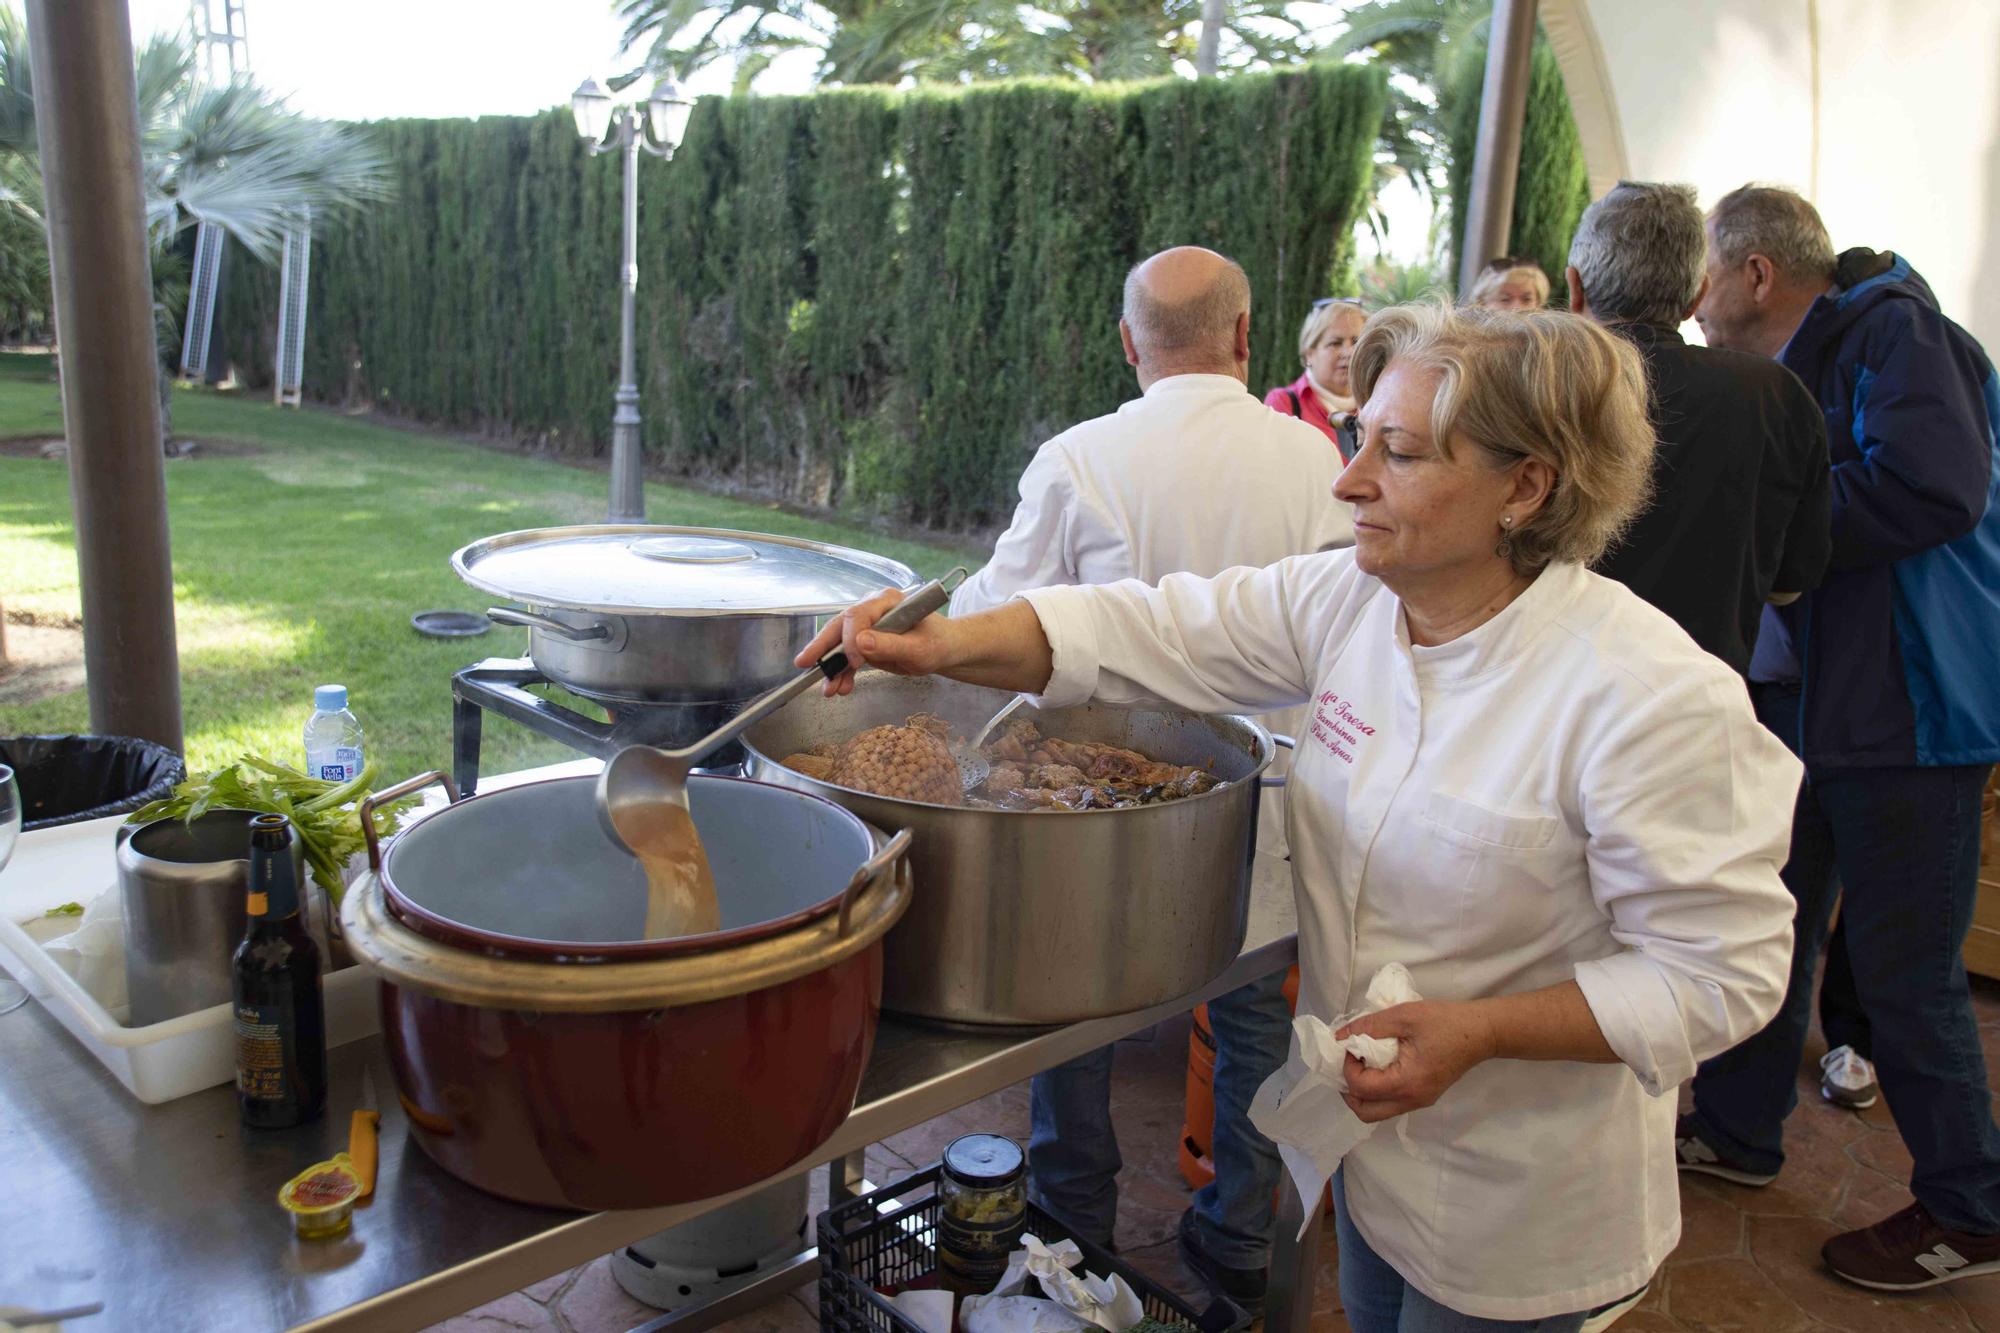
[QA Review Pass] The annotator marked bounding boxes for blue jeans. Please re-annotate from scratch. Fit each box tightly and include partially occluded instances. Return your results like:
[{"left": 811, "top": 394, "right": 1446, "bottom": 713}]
[
  {"left": 1027, "top": 966, "right": 1291, "bottom": 1265},
  {"left": 1690, "top": 683, "right": 2000, "bottom": 1232},
  {"left": 1332, "top": 1172, "right": 1586, "bottom": 1332}
]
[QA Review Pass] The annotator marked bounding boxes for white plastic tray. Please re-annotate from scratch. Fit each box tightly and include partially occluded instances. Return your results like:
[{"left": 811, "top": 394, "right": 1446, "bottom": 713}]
[
  {"left": 0, "top": 813, "right": 378, "bottom": 1104},
  {"left": 0, "top": 758, "right": 602, "bottom": 1105}
]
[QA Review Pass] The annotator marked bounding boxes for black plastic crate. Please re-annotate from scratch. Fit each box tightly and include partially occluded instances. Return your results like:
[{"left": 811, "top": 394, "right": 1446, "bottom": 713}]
[{"left": 817, "top": 1163, "right": 1249, "bottom": 1333}]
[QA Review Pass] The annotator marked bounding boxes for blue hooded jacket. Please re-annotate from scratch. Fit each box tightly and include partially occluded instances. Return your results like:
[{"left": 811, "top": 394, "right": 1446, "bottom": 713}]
[{"left": 1754, "top": 250, "right": 2000, "bottom": 768}]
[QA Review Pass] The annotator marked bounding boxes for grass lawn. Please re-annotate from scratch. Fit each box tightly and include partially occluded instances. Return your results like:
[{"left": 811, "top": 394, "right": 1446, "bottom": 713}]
[{"left": 0, "top": 351, "right": 984, "bottom": 783}]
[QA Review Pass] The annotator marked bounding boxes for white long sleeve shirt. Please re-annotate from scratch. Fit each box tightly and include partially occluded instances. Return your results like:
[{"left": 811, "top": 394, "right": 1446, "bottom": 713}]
[
  {"left": 950, "top": 373, "right": 1353, "bottom": 831},
  {"left": 1020, "top": 555, "right": 1799, "bottom": 1320}
]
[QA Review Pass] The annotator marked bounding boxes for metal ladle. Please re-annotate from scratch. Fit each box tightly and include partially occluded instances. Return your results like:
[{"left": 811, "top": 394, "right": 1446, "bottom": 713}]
[{"left": 598, "top": 570, "right": 964, "bottom": 854}]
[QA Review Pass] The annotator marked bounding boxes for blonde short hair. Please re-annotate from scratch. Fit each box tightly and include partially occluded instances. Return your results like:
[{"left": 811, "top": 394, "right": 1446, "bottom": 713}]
[
  {"left": 1350, "top": 302, "right": 1655, "bottom": 574},
  {"left": 1466, "top": 260, "right": 1550, "bottom": 309},
  {"left": 1296, "top": 298, "right": 1367, "bottom": 362}
]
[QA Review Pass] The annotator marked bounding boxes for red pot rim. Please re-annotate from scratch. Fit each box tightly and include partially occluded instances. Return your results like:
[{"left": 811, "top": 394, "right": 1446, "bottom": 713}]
[{"left": 379, "top": 772, "right": 883, "bottom": 963}]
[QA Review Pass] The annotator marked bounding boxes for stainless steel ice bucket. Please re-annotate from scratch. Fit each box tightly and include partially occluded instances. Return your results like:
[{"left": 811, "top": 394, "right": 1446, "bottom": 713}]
[{"left": 117, "top": 809, "right": 314, "bottom": 1026}]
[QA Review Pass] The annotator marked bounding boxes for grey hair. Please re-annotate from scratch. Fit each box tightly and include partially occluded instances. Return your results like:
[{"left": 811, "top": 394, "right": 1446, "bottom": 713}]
[
  {"left": 1708, "top": 184, "right": 1836, "bottom": 283},
  {"left": 1567, "top": 181, "right": 1706, "bottom": 326},
  {"left": 1122, "top": 256, "right": 1251, "bottom": 362}
]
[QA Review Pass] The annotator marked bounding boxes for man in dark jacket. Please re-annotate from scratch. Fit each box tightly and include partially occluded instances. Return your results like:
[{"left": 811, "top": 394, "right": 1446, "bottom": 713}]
[
  {"left": 1677, "top": 184, "right": 2000, "bottom": 1291},
  {"left": 1568, "top": 181, "right": 1831, "bottom": 674}
]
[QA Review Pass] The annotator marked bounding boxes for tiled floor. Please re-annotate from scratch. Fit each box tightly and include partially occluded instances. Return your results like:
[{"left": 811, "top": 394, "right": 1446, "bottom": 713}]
[{"left": 428, "top": 978, "right": 2000, "bottom": 1333}]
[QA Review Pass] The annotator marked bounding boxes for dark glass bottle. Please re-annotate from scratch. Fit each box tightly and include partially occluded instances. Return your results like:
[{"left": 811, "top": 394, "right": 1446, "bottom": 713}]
[{"left": 231, "top": 813, "right": 326, "bottom": 1128}]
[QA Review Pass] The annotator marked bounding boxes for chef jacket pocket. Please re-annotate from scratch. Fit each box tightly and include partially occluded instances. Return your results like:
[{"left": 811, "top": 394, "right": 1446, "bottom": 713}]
[{"left": 1420, "top": 791, "right": 1560, "bottom": 851}]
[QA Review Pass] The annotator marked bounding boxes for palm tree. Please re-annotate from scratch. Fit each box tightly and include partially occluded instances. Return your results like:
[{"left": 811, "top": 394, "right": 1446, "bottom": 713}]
[
  {"left": 1323, "top": 0, "right": 1491, "bottom": 242},
  {"left": 612, "top": 0, "right": 1315, "bottom": 88},
  {"left": 0, "top": 7, "right": 389, "bottom": 440}
]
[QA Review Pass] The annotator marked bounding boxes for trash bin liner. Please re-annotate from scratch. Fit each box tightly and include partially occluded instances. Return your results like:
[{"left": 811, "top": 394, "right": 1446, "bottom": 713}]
[{"left": 0, "top": 734, "right": 186, "bottom": 832}]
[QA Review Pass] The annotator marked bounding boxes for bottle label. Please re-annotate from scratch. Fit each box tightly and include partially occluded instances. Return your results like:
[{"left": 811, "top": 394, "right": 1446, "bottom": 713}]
[
  {"left": 314, "top": 746, "right": 362, "bottom": 783},
  {"left": 234, "top": 1003, "right": 289, "bottom": 1102}
]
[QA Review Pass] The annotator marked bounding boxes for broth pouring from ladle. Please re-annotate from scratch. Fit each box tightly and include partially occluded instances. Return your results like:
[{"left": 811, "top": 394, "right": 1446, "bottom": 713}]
[{"left": 599, "top": 571, "right": 963, "bottom": 940}]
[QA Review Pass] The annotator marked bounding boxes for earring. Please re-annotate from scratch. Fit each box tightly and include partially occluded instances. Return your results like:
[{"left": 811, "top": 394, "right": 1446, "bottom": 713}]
[{"left": 1495, "top": 514, "right": 1515, "bottom": 560}]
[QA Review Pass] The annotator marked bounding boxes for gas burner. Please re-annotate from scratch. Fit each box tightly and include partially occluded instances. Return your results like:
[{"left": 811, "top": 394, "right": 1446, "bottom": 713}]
[{"left": 452, "top": 657, "right": 745, "bottom": 795}]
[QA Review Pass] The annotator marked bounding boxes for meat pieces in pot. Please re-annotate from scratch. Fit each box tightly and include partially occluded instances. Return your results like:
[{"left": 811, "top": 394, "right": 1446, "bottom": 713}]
[{"left": 779, "top": 714, "right": 1224, "bottom": 812}]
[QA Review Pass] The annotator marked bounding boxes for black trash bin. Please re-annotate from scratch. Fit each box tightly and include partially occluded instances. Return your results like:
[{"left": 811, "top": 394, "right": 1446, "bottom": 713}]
[{"left": 0, "top": 734, "right": 186, "bottom": 831}]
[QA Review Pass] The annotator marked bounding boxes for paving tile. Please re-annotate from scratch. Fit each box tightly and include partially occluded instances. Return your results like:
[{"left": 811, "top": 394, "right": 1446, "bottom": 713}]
[
  {"left": 1849, "top": 1126, "right": 1918, "bottom": 1182},
  {"left": 1609, "top": 1312, "right": 1689, "bottom": 1332},
  {"left": 424, "top": 1291, "right": 562, "bottom": 1332},
  {"left": 1661, "top": 1255, "right": 1814, "bottom": 1332},
  {"left": 1945, "top": 1272, "right": 2000, "bottom": 1331},
  {"left": 1832, "top": 1164, "right": 1914, "bottom": 1233},
  {"left": 1673, "top": 1177, "right": 1748, "bottom": 1261},
  {"left": 1746, "top": 1214, "right": 1973, "bottom": 1332},
  {"left": 550, "top": 1255, "right": 666, "bottom": 1331},
  {"left": 521, "top": 1268, "right": 580, "bottom": 1305}
]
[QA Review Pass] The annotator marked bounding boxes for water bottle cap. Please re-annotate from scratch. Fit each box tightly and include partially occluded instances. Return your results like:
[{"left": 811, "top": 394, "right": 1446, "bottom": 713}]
[{"left": 314, "top": 684, "right": 349, "bottom": 712}]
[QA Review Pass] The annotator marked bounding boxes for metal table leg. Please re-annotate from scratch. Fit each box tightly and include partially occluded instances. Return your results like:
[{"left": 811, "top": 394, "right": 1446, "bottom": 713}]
[{"left": 1265, "top": 1181, "right": 1323, "bottom": 1333}]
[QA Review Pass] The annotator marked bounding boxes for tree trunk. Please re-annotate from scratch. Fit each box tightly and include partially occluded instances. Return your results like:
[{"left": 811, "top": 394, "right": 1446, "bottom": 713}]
[{"left": 1196, "top": 0, "right": 1225, "bottom": 77}]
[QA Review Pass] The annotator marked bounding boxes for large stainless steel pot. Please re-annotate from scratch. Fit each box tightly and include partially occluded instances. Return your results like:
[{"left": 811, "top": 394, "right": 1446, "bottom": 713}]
[
  {"left": 338, "top": 770, "right": 912, "bottom": 1210},
  {"left": 452, "top": 526, "right": 918, "bottom": 703},
  {"left": 740, "top": 673, "right": 1275, "bottom": 1027}
]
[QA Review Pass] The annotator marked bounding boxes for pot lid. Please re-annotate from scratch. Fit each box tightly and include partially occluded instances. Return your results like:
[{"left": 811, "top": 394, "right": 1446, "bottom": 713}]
[{"left": 452, "top": 525, "right": 919, "bottom": 617}]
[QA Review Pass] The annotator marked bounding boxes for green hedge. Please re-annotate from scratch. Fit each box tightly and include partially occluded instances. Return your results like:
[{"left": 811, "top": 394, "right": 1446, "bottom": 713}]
[
  {"left": 1445, "top": 37, "right": 1591, "bottom": 303},
  {"left": 219, "top": 66, "right": 1383, "bottom": 529}
]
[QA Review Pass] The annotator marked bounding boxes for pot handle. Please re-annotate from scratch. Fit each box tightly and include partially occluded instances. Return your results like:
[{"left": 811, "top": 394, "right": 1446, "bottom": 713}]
[
  {"left": 486, "top": 607, "right": 612, "bottom": 642},
  {"left": 1260, "top": 733, "right": 1297, "bottom": 789},
  {"left": 362, "top": 770, "right": 462, "bottom": 874},
  {"left": 837, "top": 828, "right": 912, "bottom": 938}
]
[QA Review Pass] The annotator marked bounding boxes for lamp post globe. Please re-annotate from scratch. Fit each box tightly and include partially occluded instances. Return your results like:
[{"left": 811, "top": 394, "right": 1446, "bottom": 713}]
[
  {"left": 570, "top": 77, "right": 614, "bottom": 144},
  {"left": 647, "top": 77, "right": 694, "bottom": 152}
]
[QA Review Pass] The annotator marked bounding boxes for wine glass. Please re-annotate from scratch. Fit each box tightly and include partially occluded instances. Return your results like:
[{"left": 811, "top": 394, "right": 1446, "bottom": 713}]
[{"left": 0, "top": 764, "right": 26, "bottom": 1014}]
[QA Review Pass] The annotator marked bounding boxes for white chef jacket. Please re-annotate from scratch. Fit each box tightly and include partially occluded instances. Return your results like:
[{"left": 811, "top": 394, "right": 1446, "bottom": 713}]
[
  {"left": 951, "top": 372, "right": 1354, "bottom": 831},
  {"left": 1020, "top": 555, "right": 1799, "bottom": 1320}
]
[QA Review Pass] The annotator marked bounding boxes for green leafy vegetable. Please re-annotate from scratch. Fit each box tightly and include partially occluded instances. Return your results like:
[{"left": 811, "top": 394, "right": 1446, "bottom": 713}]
[
  {"left": 44, "top": 902, "right": 84, "bottom": 918},
  {"left": 127, "top": 757, "right": 416, "bottom": 903}
]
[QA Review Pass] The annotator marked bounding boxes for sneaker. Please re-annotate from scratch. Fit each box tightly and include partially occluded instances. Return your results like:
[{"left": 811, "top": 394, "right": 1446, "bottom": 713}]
[
  {"left": 1674, "top": 1114, "right": 1777, "bottom": 1187},
  {"left": 1578, "top": 1283, "right": 1649, "bottom": 1333},
  {"left": 1820, "top": 1044, "right": 1879, "bottom": 1110},
  {"left": 1176, "top": 1207, "right": 1267, "bottom": 1317},
  {"left": 1823, "top": 1201, "right": 2000, "bottom": 1289}
]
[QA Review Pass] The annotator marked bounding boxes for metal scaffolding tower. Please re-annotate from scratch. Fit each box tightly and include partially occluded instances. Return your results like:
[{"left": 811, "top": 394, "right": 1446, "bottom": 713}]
[
  {"left": 273, "top": 206, "right": 311, "bottom": 406},
  {"left": 178, "top": 0, "right": 248, "bottom": 385},
  {"left": 181, "top": 0, "right": 313, "bottom": 406}
]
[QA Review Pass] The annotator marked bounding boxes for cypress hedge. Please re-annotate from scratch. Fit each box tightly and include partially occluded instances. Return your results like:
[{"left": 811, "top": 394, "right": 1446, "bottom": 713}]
[
  {"left": 219, "top": 65, "right": 1383, "bottom": 529},
  {"left": 1445, "top": 37, "right": 1591, "bottom": 302}
]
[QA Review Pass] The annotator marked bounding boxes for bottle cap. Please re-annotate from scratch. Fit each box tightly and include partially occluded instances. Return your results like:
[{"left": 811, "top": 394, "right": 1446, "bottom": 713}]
[
  {"left": 941, "top": 1133, "right": 1024, "bottom": 1187},
  {"left": 314, "top": 684, "right": 349, "bottom": 712}
]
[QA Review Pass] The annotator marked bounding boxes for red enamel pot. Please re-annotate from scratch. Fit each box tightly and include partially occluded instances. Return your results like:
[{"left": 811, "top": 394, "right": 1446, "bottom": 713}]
[{"left": 338, "top": 771, "right": 912, "bottom": 1210}]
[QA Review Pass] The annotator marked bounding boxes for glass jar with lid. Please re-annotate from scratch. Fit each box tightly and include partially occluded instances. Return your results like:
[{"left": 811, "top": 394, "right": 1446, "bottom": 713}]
[{"left": 936, "top": 1133, "right": 1027, "bottom": 1295}]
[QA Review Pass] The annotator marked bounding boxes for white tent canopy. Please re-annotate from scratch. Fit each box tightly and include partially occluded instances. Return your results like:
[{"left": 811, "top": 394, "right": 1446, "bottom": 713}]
[{"left": 1541, "top": 0, "right": 2000, "bottom": 351}]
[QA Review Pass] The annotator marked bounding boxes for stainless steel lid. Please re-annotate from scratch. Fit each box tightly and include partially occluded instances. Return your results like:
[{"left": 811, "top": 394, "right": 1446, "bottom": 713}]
[{"left": 451, "top": 525, "right": 919, "bottom": 617}]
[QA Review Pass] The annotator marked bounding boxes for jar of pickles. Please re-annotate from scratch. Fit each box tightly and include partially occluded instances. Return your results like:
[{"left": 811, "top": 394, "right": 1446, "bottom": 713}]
[{"left": 936, "top": 1133, "right": 1027, "bottom": 1295}]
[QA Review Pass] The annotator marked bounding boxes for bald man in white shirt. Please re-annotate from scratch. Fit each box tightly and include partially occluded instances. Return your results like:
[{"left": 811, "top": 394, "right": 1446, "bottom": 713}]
[{"left": 951, "top": 246, "right": 1353, "bottom": 1312}]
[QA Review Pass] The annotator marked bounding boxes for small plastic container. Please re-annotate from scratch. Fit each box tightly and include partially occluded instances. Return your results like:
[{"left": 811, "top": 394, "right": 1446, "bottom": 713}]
[
  {"left": 278, "top": 1152, "right": 363, "bottom": 1240},
  {"left": 936, "top": 1134, "right": 1027, "bottom": 1295}
]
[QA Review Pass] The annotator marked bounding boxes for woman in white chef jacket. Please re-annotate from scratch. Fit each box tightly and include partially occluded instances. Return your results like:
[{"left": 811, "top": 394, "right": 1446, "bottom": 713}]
[{"left": 798, "top": 303, "right": 1800, "bottom": 1331}]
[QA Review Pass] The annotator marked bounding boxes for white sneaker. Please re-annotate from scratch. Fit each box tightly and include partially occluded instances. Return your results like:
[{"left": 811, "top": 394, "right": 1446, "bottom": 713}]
[{"left": 1820, "top": 1044, "right": 1879, "bottom": 1110}]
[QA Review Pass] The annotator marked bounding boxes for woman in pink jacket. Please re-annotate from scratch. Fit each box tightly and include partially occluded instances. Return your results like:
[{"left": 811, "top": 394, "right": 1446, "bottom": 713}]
[{"left": 1265, "top": 297, "right": 1365, "bottom": 462}]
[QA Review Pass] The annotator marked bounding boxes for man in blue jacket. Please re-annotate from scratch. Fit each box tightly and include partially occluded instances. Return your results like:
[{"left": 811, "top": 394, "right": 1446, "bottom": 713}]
[{"left": 1676, "top": 184, "right": 2000, "bottom": 1290}]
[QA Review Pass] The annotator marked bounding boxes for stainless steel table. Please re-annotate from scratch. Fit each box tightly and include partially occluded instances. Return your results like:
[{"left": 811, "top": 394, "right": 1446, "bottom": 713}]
[{"left": 0, "top": 857, "right": 1311, "bottom": 1333}]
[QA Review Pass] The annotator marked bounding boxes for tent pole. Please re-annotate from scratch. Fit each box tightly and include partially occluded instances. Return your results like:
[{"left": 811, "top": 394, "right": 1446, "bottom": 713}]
[
  {"left": 1457, "top": 0, "right": 1540, "bottom": 300},
  {"left": 27, "top": 0, "right": 184, "bottom": 753}
]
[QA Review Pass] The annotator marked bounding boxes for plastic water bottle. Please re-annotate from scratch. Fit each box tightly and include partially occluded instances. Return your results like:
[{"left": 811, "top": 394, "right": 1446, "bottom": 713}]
[{"left": 303, "top": 685, "right": 365, "bottom": 784}]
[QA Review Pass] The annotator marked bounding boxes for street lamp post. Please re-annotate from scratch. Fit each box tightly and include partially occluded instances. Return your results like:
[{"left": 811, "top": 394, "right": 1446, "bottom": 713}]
[{"left": 572, "top": 76, "right": 693, "bottom": 523}]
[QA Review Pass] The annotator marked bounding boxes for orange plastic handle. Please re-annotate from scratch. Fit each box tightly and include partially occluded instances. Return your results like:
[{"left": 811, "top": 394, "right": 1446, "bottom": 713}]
[{"left": 348, "top": 1109, "right": 381, "bottom": 1200}]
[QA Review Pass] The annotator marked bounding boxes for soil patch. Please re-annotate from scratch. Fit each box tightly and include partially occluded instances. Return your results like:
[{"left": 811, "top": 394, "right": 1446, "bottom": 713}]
[
  {"left": 0, "top": 617, "right": 86, "bottom": 706},
  {"left": 0, "top": 435, "right": 264, "bottom": 461}
]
